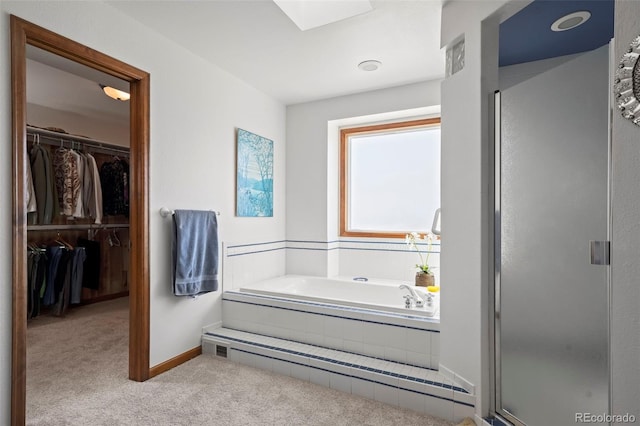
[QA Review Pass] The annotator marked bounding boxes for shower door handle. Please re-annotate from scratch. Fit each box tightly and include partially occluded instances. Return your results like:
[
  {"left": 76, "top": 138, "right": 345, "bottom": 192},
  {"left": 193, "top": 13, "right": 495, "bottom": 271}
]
[{"left": 590, "top": 240, "right": 610, "bottom": 266}]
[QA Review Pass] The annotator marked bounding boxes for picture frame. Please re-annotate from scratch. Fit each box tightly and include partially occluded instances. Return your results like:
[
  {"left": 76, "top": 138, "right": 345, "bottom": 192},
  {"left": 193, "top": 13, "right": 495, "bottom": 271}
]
[
  {"left": 614, "top": 35, "right": 640, "bottom": 126},
  {"left": 236, "top": 128, "right": 274, "bottom": 217}
]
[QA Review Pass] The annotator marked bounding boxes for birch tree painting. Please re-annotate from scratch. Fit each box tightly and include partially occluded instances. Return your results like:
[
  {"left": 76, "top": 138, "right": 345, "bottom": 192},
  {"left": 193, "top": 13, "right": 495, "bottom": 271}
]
[{"left": 236, "top": 128, "right": 274, "bottom": 217}]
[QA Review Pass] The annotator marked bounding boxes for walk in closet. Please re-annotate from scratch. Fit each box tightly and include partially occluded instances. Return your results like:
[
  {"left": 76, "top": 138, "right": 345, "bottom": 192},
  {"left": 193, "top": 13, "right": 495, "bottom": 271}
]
[
  {"left": 26, "top": 126, "right": 130, "bottom": 318},
  {"left": 25, "top": 46, "right": 131, "bottom": 319}
]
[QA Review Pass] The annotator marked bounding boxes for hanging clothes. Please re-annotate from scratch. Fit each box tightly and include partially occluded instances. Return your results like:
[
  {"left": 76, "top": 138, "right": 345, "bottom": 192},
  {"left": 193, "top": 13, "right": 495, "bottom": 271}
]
[
  {"left": 51, "top": 249, "right": 73, "bottom": 316},
  {"left": 27, "top": 248, "right": 47, "bottom": 319},
  {"left": 69, "top": 247, "right": 87, "bottom": 305},
  {"left": 26, "top": 157, "right": 37, "bottom": 214},
  {"left": 70, "top": 149, "right": 85, "bottom": 218},
  {"left": 26, "top": 131, "right": 129, "bottom": 317},
  {"left": 29, "top": 144, "right": 54, "bottom": 224},
  {"left": 53, "top": 147, "right": 80, "bottom": 217},
  {"left": 43, "top": 245, "right": 64, "bottom": 306},
  {"left": 85, "top": 153, "right": 103, "bottom": 224},
  {"left": 80, "top": 153, "right": 93, "bottom": 219},
  {"left": 100, "top": 158, "right": 129, "bottom": 217},
  {"left": 27, "top": 241, "right": 91, "bottom": 318},
  {"left": 77, "top": 238, "right": 101, "bottom": 290}
]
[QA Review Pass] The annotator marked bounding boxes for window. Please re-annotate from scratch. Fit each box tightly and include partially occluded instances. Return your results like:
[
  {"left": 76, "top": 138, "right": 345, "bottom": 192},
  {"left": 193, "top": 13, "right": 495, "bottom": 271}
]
[{"left": 340, "top": 118, "right": 441, "bottom": 238}]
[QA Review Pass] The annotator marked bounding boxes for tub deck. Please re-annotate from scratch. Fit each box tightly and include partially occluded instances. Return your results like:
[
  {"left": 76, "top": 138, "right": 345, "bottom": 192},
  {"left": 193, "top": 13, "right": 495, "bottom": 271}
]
[{"left": 202, "top": 276, "right": 474, "bottom": 423}]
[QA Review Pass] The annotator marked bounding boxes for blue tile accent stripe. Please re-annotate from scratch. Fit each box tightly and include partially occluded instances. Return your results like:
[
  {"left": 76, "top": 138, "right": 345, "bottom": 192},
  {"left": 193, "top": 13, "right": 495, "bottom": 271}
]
[
  {"left": 223, "top": 292, "right": 439, "bottom": 330},
  {"left": 227, "top": 247, "right": 284, "bottom": 257},
  {"left": 483, "top": 416, "right": 510, "bottom": 426},
  {"left": 206, "top": 331, "right": 469, "bottom": 397},
  {"left": 224, "top": 345, "right": 473, "bottom": 408},
  {"left": 224, "top": 239, "right": 441, "bottom": 257},
  {"left": 219, "top": 327, "right": 438, "bottom": 373},
  {"left": 227, "top": 240, "right": 287, "bottom": 249}
]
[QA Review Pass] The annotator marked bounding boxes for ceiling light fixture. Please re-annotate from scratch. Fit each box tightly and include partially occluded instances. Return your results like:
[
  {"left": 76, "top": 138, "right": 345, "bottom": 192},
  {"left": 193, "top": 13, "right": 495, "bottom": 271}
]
[
  {"left": 358, "top": 60, "right": 382, "bottom": 72},
  {"left": 551, "top": 11, "right": 591, "bottom": 32},
  {"left": 99, "top": 84, "right": 130, "bottom": 101}
]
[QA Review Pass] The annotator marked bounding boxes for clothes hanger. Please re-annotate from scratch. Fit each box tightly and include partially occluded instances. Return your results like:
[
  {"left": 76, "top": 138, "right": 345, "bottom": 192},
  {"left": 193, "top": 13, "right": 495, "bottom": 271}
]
[
  {"left": 54, "top": 232, "right": 74, "bottom": 250},
  {"left": 108, "top": 229, "right": 121, "bottom": 247},
  {"left": 88, "top": 227, "right": 101, "bottom": 241}
]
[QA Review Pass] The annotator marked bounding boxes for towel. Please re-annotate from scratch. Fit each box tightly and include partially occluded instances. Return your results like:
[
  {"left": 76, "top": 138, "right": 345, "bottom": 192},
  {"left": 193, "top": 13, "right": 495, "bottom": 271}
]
[{"left": 172, "top": 209, "right": 219, "bottom": 296}]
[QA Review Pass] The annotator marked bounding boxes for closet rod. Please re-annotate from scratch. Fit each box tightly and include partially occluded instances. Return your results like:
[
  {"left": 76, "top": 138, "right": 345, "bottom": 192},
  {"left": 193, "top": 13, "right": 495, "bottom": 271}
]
[
  {"left": 27, "top": 126, "right": 130, "bottom": 156},
  {"left": 27, "top": 223, "right": 130, "bottom": 231}
]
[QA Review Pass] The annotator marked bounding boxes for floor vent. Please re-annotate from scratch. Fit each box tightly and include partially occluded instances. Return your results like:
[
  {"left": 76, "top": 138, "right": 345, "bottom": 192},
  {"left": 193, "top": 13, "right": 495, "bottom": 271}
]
[{"left": 216, "top": 345, "right": 228, "bottom": 358}]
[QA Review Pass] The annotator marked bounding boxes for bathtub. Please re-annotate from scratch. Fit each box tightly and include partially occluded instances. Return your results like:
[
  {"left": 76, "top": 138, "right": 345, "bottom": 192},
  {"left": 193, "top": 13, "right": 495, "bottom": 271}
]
[
  {"left": 216, "top": 276, "right": 456, "bottom": 416},
  {"left": 239, "top": 275, "right": 439, "bottom": 319}
]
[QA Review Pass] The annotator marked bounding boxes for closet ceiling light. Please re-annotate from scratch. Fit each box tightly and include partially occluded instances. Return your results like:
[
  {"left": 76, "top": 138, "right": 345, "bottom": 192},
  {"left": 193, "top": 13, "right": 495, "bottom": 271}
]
[
  {"left": 551, "top": 11, "right": 591, "bottom": 32},
  {"left": 99, "top": 84, "right": 130, "bottom": 101}
]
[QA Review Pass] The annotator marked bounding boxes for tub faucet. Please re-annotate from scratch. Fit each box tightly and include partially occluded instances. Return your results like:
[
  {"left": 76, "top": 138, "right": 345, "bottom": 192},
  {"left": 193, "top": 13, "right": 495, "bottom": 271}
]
[{"left": 399, "top": 284, "right": 426, "bottom": 308}]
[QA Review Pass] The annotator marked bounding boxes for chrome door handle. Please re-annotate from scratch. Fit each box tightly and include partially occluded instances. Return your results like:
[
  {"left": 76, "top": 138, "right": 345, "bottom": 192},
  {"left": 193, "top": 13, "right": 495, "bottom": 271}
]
[{"left": 590, "top": 240, "right": 610, "bottom": 266}]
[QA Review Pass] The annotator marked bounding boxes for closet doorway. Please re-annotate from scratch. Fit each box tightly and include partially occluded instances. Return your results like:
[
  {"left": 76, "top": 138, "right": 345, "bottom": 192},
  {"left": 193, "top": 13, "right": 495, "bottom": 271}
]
[{"left": 11, "top": 15, "right": 150, "bottom": 425}]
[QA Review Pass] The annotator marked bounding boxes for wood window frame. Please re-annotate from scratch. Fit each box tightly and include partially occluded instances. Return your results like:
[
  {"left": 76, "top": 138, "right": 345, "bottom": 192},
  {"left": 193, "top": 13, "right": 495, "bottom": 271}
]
[{"left": 339, "top": 117, "right": 441, "bottom": 239}]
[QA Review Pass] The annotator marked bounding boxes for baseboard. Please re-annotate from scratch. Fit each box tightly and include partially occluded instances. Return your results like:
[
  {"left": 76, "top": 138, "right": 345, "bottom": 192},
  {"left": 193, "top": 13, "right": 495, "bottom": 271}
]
[
  {"left": 148, "top": 346, "right": 202, "bottom": 378},
  {"left": 80, "top": 291, "right": 129, "bottom": 305}
]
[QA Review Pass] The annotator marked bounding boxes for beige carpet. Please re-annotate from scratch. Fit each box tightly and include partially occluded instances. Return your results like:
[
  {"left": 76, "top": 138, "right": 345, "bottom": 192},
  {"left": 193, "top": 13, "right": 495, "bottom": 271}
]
[{"left": 26, "top": 297, "right": 455, "bottom": 426}]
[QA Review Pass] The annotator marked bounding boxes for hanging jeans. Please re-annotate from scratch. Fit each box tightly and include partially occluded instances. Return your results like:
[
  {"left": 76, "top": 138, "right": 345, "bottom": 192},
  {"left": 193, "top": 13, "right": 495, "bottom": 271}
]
[
  {"left": 70, "top": 247, "right": 87, "bottom": 304},
  {"left": 43, "top": 246, "right": 64, "bottom": 306}
]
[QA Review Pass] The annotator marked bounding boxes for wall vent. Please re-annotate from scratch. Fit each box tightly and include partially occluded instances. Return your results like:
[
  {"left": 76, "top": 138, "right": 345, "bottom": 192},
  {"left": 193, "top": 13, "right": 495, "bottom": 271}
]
[{"left": 216, "top": 345, "right": 228, "bottom": 358}]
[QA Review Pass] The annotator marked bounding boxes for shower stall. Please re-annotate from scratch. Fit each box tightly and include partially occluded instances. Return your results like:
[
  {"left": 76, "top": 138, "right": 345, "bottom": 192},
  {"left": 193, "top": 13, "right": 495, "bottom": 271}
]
[{"left": 494, "top": 44, "right": 610, "bottom": 426}]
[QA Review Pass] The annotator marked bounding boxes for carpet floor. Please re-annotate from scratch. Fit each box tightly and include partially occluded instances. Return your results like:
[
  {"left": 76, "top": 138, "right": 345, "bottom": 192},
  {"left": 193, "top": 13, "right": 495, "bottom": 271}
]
[{"left": 26, "top": 297, "right": 455, "bottom": 426}]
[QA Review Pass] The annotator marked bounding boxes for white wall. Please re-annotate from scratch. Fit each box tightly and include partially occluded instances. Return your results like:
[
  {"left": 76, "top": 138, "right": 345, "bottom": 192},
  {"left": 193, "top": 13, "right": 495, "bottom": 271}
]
[
  {"left": 0, "top": 1, "right": 286, "bottom": 422},
  {"left": 442, "top": 0, "right": 640, "bottom": 422},
  {"left": 286, "top": 80, "right": 441, "bottom": 281},
  {"left": 27, "top": 103, "right": 129, "bottom": 146},
  {"left": 611, "top": 1, "right": 640, "bottom": 422},
  {"left": 439, "top": 8, "right": 500, "bottom": 418}
]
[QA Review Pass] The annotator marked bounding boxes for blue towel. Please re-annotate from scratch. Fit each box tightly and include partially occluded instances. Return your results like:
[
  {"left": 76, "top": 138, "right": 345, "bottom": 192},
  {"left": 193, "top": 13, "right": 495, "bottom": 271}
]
[{"left": 172, "top": 210, "right": 219, "bottom": 296}]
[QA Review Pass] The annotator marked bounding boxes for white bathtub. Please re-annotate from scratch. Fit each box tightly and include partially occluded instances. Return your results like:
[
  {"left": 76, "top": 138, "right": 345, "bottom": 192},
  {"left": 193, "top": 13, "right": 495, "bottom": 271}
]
[{"left": 239, "top": 275, "right": 439, "bottom": 319}]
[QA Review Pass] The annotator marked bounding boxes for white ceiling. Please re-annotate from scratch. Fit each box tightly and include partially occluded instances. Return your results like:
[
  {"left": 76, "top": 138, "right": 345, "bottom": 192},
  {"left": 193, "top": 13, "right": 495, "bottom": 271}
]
[
  {"left": 27, "top": 45, "right": 130, "bottom": 124},
  {"left": 107, "top": 0, "right": 445, "bottom": 105}
]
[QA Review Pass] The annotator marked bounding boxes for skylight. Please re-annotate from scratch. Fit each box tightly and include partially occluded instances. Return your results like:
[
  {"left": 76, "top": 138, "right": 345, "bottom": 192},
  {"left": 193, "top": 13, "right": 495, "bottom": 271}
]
[{"left": 273, "top": 0, "right": 373, "bottom": 31}]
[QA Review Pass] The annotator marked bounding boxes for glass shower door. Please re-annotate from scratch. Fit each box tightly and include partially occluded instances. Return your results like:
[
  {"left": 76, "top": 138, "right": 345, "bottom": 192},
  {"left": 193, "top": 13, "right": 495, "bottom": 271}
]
[{"left": 496, "top": 46, "right": 610, "bottom": 426}]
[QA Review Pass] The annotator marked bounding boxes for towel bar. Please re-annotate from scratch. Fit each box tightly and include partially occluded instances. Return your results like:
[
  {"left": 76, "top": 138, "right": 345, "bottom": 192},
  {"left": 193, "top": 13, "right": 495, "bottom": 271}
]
[{"left": 159, "top": 207, "right": 220, "bottom": 218}]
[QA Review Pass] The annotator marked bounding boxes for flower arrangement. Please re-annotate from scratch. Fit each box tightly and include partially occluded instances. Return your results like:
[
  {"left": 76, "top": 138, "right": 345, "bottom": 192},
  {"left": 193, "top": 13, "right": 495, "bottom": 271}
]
[{"left": 405, "top": 231, "right": 435, "bottom": 275}]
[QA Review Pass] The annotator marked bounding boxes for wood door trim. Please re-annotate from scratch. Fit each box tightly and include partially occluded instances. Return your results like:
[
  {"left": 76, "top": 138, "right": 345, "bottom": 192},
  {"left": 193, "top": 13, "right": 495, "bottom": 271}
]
[
  {"left": 10, "top": 16, "right": 28, "bottom": 426},
  {"left": 10, "top": 15, "right": 151, "bottom": 425}
]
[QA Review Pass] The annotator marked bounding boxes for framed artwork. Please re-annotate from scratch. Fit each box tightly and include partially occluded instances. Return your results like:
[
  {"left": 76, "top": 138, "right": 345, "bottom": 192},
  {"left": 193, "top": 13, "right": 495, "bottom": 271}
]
[
  {"left": 615, "top": 35, "right": 640, "bottom": 126},
  {"left": 236, "top": 128, "right": 274, "bottom": 217}
]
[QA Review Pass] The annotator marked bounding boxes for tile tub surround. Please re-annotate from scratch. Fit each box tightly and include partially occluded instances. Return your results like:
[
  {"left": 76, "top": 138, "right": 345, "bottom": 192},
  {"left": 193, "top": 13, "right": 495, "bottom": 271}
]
[
  {"left": 207, "top": 290, "right": 475, "bottom": 422},
  {"left": 221, "top": 290, "right": 440, "bottom": 369},
  {"left": 203, "top": 328, "right": 475, "bottom": 423}
]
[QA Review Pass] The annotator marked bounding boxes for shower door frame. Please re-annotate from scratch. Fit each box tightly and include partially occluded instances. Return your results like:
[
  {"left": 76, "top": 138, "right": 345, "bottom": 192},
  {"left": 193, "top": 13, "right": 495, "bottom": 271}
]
[{"left": 493, "top": 89, "right": 514, "bottom": 425}]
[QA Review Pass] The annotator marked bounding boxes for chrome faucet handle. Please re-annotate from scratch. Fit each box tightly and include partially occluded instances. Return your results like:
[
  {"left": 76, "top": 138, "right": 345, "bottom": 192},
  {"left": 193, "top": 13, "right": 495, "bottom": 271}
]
[{"left": 403, "top": 295, "right": 414, "bottom": 308}]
